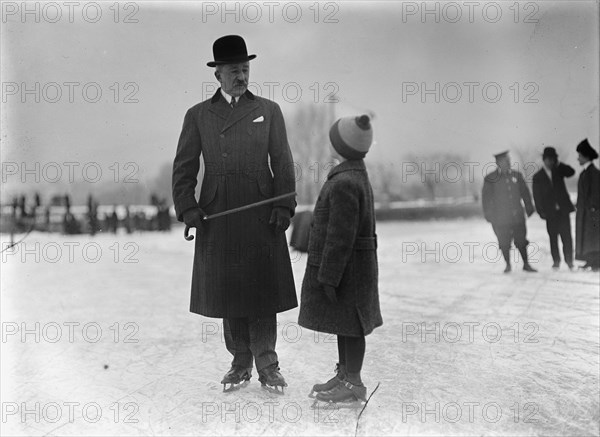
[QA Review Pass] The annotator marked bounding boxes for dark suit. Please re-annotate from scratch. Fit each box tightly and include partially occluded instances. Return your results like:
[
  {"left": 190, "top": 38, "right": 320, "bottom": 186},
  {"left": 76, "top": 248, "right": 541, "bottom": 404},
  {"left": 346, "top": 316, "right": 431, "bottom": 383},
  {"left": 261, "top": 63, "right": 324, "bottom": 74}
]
[
  {"left": 532, "top": 163, "right": 575, "bottom": 266},
  {"left": 482, "top": 169, "right": 534, "bottom": 256},
  {"left": 172, "top": 89, "right": 297, "bottom": 371}
]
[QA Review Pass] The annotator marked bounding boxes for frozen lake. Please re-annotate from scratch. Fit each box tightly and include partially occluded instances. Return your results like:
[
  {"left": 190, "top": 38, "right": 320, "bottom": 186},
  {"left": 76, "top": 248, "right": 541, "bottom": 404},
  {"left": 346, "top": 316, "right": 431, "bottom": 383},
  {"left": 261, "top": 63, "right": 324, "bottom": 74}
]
[{"left": 1, "top": 217, "right": 598, "bottom": 436}]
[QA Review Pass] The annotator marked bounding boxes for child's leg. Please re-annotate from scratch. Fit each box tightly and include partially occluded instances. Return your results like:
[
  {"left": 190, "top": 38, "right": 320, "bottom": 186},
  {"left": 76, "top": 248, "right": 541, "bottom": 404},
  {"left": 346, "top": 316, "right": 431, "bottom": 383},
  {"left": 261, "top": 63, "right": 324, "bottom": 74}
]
[
  {"left": 342, "top": 335, "right": 366, "bottom": 385},
  {"left": 337, "top": 335, "right": 346, "bottom": 367}
]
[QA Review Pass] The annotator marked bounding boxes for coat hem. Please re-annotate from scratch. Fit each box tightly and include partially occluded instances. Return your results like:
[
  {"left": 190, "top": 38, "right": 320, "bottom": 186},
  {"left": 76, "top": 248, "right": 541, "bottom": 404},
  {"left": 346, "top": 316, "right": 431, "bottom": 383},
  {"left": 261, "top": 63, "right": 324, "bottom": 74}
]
[
  {"left": 191, "top": 303, "right": 298, "bottom": 319},
  {"left": 297, "top": 321, "right": 381, "bottom": 337}
]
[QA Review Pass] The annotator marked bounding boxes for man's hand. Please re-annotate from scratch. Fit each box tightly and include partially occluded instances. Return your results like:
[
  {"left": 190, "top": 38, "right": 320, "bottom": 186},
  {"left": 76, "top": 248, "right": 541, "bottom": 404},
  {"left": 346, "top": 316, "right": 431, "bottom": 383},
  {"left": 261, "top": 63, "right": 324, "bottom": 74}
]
[
  {"left": 322, "top": 284, "right": 338, "bottom": 303},
  {"left": 183, "top": 208, "right": 206, "bottom": 232},
  {"left": 269, "top": 207, "right": 291, "bottom": 232}
]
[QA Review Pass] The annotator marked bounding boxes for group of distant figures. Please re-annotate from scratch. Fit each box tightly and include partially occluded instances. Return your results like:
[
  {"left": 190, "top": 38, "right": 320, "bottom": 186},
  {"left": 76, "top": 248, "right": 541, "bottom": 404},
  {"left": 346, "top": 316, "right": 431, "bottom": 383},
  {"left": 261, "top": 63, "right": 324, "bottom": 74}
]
[
  {"left": 482, "top": 139, "right": 599, "bottom": 273},
  {"left": 6, "top": 193, "right": 172, "bottom": 237}
]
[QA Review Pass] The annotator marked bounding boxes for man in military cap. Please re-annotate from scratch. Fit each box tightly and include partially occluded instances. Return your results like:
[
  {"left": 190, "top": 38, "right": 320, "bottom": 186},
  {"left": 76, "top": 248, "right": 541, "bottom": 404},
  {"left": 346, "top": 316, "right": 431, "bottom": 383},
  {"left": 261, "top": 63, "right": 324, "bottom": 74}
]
[
  {"left": 532, "top": 147, "right": 576, "bottom": 269},
  {"left": 172, "top": 35, "right": 297, "bottom": 392},
  {"left": 482, "top": 151, "right": 537, "bottom": 273}
]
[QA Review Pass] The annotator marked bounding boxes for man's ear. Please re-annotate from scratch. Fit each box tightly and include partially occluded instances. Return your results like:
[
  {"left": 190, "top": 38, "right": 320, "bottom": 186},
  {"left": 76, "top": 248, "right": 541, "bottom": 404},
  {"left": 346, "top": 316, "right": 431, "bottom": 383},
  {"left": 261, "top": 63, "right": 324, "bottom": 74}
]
[{"left": 214, "top": 70, "right": 221, "bottom": 82}]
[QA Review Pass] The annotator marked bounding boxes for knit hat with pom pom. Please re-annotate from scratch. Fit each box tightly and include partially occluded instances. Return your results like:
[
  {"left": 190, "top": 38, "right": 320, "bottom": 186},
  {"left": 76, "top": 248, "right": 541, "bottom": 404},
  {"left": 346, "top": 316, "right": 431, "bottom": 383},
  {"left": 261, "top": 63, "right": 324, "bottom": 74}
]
[{"left": 329, "top": 115, "right": 373, "bottom": 160}]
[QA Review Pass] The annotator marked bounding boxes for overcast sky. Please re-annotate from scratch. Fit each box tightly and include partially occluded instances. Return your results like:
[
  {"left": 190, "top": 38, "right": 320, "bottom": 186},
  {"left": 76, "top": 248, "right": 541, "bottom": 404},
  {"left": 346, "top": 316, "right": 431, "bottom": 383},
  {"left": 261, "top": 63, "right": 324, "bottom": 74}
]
[{"left": 1, "top": 1, "right": 598, "bottom": 194}]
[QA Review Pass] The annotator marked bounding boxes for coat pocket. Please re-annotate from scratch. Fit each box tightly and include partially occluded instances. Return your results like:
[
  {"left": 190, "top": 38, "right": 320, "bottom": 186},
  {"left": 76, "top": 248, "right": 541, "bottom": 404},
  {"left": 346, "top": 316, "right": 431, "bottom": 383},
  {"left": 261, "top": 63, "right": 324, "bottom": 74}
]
[
  {"left": 199, "top": 177, "right": 218, "bottom": 209},
  {"left": 354, "top": 235, "right": 378, "bottom": 251},
  {"left": 256, "top": 177, "right": 274, "bottom": 199}
]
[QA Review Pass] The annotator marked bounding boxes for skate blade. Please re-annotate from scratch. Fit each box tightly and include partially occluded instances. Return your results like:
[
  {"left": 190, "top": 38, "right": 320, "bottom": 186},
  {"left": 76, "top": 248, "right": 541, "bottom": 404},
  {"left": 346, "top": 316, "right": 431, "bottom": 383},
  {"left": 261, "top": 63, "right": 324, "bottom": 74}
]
[
  {"left": 261, "top": 384, "right": 286, "bottom": 395},
  {"left": 310, "top": 399, "right": 365, "bottom": 410},
  {"left": 222, "top": 380, "right": 250, "bottom": 393}
]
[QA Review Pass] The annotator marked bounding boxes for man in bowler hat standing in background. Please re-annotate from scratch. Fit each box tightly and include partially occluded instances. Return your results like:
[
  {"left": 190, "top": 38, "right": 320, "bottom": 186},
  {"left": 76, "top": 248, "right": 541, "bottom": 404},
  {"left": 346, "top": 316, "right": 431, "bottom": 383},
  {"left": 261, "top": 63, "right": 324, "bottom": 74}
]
[
  {"left": 532, "top": 147, "right": 576, "bottom": 270},
  {"left": 482, "top": 151, "right": 537, "bottom": 273},
  {"left": 172, "top": 35, "right": 297, "bottom": 392}
]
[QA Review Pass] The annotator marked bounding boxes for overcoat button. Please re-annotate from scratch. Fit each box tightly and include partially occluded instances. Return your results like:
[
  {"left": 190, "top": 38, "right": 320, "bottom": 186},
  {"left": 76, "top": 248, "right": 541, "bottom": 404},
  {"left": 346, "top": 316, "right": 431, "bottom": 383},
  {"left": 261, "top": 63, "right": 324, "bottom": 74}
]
[
  {"left": 222, "top": 153, "right": 228, "bottom": 157},
  {"left": 220, "top": 134, "right": 225, "bottom": 138}
]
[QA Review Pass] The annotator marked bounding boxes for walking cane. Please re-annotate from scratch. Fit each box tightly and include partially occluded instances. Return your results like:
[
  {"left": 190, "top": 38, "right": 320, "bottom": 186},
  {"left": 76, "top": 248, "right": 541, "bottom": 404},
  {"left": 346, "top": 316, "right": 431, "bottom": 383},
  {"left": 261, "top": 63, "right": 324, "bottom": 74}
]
[{"left": 184, "top": 191, "right": 296, "bottom": 241}]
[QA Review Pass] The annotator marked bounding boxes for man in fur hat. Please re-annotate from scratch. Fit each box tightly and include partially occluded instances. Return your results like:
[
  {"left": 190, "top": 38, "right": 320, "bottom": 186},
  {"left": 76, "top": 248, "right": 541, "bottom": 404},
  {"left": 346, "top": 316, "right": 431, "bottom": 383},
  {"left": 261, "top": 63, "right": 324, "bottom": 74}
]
[{"left": 575, "top": 139, "right": 600, "bottom": 271}]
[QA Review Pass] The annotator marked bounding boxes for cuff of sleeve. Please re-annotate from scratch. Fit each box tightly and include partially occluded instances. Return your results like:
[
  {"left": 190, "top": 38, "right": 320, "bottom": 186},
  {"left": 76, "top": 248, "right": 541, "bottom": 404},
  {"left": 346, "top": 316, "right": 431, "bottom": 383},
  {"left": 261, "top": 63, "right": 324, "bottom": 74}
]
[
  {"left": 274, "top": 199, "right": 296, "bottom": 217},
  {"left": 175, "top": 197, "right": 198, "bottom": 222},
  {"left": 317, "top": 267, "right": 342, "bottom": 289}
]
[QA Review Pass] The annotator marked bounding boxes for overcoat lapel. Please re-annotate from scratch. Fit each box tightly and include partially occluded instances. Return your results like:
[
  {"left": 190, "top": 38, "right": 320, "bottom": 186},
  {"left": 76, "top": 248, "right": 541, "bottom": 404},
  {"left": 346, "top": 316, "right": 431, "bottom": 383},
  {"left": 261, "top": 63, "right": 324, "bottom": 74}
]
[
  {"left": 206, "top": 89, "right": 260, "bottom": 133},
  {"left": 221, "top": 95, "right": 259, "bottom": 133},
  {"left": 207, "top": 91, "right": 230, "bottom": 120}
]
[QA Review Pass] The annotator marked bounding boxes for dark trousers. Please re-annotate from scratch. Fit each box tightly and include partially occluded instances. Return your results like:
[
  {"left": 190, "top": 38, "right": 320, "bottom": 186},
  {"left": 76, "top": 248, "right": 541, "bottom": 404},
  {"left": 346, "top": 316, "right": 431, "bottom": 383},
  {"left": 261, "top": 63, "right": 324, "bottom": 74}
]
[
  {"left": 545, "top": 212, "right": 573, "bottom": 265},
  {"left": 223, "top": 315, "right": 278, "bottom": 372}
]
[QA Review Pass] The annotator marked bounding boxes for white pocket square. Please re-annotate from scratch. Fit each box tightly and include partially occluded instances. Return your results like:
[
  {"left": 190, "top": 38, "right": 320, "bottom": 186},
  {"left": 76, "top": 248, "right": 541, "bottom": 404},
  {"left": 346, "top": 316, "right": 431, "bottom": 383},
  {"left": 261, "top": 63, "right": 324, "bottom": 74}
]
[{"left": 252, "top": 116, "right": 264, "bottom": 123}]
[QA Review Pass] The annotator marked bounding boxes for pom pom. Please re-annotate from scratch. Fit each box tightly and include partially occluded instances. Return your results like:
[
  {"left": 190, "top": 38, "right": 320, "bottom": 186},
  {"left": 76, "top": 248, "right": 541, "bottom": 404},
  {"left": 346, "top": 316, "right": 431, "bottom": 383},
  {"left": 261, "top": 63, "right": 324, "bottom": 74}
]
[{"left": 355, "top": 115, "right": 371, "bottom": 130}]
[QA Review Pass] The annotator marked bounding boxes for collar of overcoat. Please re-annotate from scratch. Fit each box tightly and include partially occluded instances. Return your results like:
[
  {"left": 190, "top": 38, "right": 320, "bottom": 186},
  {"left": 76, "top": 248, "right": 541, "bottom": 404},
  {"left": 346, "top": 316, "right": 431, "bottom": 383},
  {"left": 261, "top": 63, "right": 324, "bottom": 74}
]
[
  {"left": 327, "top": 159, "right": 366, "bottom": 180},
  {"left": 209, "top": 88, "right": 259, "bottom": 133}
]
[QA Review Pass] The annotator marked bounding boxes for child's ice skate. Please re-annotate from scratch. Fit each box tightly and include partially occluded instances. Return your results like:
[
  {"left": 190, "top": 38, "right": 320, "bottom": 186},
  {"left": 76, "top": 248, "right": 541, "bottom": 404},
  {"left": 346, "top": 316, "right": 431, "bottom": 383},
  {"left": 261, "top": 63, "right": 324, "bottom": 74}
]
[
  {"left": 309, "top": 363, "right": 346, "bottom": 398},
  {"left": 258, "top": 363, "right": 287, "bottom": 394},
  {"left": 220, "top": 365, "right": 252, "bottom": 392},
  {"left": 311, "top": 380, "right": 367, "bottom": 410}
]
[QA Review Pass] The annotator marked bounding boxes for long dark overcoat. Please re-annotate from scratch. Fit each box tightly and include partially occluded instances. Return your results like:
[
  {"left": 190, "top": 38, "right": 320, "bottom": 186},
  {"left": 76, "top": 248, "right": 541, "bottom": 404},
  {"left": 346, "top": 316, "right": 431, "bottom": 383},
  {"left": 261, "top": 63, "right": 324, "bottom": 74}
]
[
  {"left": 172, "top": 89, "right": 297, "bottom": 318},
  {"left": 575, "top": 163, "right": 600, "bottom": 260},
  {"left": 298, "top": 160, "right": 382, "bottom": 337}
]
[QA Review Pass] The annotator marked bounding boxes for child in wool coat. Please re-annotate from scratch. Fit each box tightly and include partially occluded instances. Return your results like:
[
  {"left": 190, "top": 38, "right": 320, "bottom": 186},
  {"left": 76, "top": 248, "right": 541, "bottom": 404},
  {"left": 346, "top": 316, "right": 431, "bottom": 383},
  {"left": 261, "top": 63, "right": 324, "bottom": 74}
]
[{"left": 298, "top": 114, "right": 382, "bottom": 404}]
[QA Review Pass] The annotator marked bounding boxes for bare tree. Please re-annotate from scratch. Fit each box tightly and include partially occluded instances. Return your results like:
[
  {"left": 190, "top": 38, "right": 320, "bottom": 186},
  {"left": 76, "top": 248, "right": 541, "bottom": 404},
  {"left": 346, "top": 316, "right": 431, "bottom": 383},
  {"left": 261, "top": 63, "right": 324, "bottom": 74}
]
[
  {"left": 403, "top": 151, "right": 470, "bottom": 200},
  {"left": 287, "top": 103, "right": 336, "bottom": 205}
]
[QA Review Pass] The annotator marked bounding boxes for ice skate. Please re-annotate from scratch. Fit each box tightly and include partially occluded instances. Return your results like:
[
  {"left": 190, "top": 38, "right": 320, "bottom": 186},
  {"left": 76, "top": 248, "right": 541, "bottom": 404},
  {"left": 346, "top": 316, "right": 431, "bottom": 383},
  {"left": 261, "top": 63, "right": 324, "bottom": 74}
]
[
  {"left": 309, "top": 363, "right": 346, "bottom": 398},
  {"left": 523, "top": 263, "right": 538, "bottom": 272},
  {"left": 258, "top": 363, "right": 287, "bottom": 394},
  {"left": 220, "top": 365, "right": 252, "bottom": 392},
  {"left": 311, "top": 380, "right": 367, "bottom": 410},
  {"left": 503, "top": 263, "right": 512, "bottom": 273}
]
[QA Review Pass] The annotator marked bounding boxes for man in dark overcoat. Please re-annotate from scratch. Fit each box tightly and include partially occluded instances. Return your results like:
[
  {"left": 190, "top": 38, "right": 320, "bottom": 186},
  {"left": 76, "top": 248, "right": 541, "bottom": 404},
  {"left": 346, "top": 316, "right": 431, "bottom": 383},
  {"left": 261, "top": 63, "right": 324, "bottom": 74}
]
[
  {"left": 574, "top": 139, "right": 600, "bottom": 271},
  {"left": 172, "top": 35, "right": 297, "bottom": 389},
  {"left": 532, "top": 147, "right": 576, "bottom": 269},
  {"left": 482, "top": 151, "right": 536, "bottom": 273}
]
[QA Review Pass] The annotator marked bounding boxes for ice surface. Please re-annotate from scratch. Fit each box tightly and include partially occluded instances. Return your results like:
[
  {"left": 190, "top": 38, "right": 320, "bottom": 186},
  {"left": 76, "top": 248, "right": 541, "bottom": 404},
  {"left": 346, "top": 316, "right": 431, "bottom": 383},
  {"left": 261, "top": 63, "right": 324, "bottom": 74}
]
[{"left": 1, "top": 217, "right": 598, "bottom": 436}]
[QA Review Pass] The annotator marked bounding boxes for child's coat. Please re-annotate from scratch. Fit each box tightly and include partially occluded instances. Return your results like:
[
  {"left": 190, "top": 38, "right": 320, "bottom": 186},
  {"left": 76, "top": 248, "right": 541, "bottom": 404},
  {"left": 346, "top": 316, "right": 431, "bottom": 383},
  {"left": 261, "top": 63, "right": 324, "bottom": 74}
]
[{"left": 298, "top": 159, "right": 383, "bottom": 337}]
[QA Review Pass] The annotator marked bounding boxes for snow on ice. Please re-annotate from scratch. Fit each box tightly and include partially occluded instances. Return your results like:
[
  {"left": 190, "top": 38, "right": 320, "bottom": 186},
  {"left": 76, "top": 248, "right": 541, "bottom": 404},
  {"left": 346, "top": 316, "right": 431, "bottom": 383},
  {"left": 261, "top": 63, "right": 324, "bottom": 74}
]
[{"left": 1, "top": 217, "right": 598, "bottom": 436}]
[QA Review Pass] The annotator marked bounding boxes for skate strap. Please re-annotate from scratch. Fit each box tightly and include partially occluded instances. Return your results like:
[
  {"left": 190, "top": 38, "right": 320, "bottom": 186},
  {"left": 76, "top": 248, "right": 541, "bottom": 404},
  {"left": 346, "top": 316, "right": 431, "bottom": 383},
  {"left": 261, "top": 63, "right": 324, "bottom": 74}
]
[
  {"left": 342, "top": 381, "right": 367, "bottom": 401},
  {"left": 343, "top": 381, "right": 361, "bottom": 389}
]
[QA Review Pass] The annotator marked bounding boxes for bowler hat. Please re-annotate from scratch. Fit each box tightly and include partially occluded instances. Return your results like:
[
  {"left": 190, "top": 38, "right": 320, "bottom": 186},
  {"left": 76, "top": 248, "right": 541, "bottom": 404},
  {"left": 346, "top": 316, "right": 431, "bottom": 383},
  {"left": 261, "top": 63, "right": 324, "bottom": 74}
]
[
  {"left": 576, "top": 138, "right": 598, "bottom": 160},
  {"left": 542, "top": 147, "right": 558, "bottom": 159},
  {"left": 207, "top": 35, "right": 256, "bottom": 67}
]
